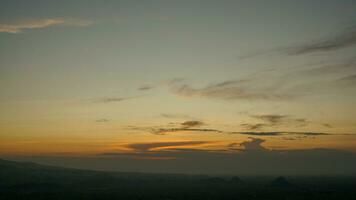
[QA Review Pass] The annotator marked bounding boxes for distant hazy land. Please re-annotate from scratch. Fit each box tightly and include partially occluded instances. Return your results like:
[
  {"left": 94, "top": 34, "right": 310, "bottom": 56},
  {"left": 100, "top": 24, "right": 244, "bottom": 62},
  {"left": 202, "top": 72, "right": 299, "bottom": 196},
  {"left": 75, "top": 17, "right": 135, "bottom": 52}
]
[{"left": 1, "top": 158, "right": 356, "bottom": 200}]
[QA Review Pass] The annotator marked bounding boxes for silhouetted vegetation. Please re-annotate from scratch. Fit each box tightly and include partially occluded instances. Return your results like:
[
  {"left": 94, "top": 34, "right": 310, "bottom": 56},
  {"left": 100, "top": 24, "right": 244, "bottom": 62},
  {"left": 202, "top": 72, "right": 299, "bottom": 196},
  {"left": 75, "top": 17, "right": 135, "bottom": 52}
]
[{"left": 1, "top": 159, "right": 356, "bottom": 199}]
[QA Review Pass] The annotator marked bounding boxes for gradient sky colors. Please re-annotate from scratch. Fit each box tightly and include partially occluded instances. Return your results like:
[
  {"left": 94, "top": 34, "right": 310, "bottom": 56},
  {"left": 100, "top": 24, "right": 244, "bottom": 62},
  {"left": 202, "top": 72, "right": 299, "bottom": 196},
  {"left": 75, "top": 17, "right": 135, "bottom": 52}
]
[{"left": 1, "top": 0, "right": 356, "bottom": 174}]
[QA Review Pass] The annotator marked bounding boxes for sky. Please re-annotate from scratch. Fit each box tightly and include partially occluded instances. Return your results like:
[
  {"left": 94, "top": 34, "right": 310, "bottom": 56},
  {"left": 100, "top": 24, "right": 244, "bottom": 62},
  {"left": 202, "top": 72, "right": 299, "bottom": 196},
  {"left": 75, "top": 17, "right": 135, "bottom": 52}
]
[{"left": 1, "top": 0, "right": 356, "bottom": 175}]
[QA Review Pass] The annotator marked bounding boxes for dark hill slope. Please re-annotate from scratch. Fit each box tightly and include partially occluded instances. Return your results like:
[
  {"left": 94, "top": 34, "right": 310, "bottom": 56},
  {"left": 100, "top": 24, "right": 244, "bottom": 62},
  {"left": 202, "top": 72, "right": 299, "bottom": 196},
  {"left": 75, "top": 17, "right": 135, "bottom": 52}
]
[{"left": 1, "top": 158, "right": 356, "bottom": 200}]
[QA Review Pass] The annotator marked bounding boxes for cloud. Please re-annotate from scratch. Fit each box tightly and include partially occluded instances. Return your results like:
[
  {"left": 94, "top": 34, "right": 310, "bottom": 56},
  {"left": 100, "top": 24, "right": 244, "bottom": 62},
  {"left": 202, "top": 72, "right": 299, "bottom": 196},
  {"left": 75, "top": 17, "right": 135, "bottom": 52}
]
[
  {"left": 341, "top": 74, "right": 356, "bottom": 81},
  {"left": 138, "top": 85, "right": 153, "bottom": 91},
  {"left": 236, "top": 131, "right": 282, "bottom": 136},
  {"left": 93, "top": 96, "right": 140, "bottom": 103},
  {"left": 181, "top": 120, "right": 204, "bottom": 128},
  {"left": 287, "top": 25, "right": 356, "bottom": 55},
  {"left": 252, "top": 114, "right": 287, "bottom": 124},
  {"left": 239, "top": 137, "right": 268, "bottom": 151},
  {"left": 95, "top": 119, "right": 110, "bottom": 123},
  {"left": 152, "top": 128, "right": 222, "bottom": 135},
  {"left": 169, "top": 79, "right": 293, "bottom": 101},
  {"left": 241, "top": 114, "right": 309, "bottom": 131},
  {"left": 130, "top": 123, "right": 335, "bottom": 138},
  {"left": 129, "top": 120, "right": 210, "bottom": 135},
  {"left": 154, "top": 128, "right": 331, "bottom": 137},
  {"left": 295, "top": 56, "right": 356, "bottom": 77},
  {"left": 336, "top": 74, "right": 356, "bottom": 85},
  {"left": 322, "top": 123, "right": 333, "bottom": 128},
  {"left": 240, "top": 25, "right": 356, "bottom": 60},
  {"left": 94, "top": 97, "right": 127, "bottom": 103},
  {"left": 128, "top": 115, "right": 348, "bottom": 138},
  {"left": 0, "top": 18, "right": 92, "bottom": 33},
  {"left": 127, "top": 124, "right": 222, "bottom": 135},
  {"left": 236, "top": 131, "right": 331, "bottom": 136},
  {"left": 316, "top": 71, "right": 356, "bottom": 88},
  {"left": 229, "top": 131, "right": 334, "bottom": 142},
  {"left": 124, "top": 141, "right": 212, "bottom": 152},
  {"left": 129, "top": 117, "right": 343, "bottom": 138},
  {"left": 160, "top": 113, "right": 191, "bottom": 119},
  {"left": 240, "top": 123, "right": 268, "bottom": 131},
  {"left": 237, "top": 54, "right": 356, "bottom": 101}
]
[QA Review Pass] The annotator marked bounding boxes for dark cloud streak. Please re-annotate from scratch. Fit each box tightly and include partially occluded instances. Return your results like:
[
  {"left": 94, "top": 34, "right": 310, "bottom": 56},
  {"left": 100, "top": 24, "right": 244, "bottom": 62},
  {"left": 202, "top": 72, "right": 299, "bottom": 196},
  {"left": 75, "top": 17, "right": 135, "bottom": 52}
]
[
  {"left": 93, "top": 95, "right": 141, "bottom": 103},
  {"left": 138, "top": 85, "right": 153, "bottom": 91},
  {"left": 125, "top": 141, "right": 211, "bottom": 152},
  {"left": 181, "top": 120, "right": 204, "bottom": 128},
  {"left": 287, "top": 25, "right": 356, "bottom": 55},
  {"left": 235, "top": 131, "right": 331, "bottom": 136},
  {"left": 241, "top": 115, "right": 309, "bottom": 131},
  {"left": 169, "top": 79, "right": 294, "bottom": 101},
  {"left": 95, "top": 118, "right": 110, "bottom": 123},
  {"left": 153, "top": 128, "right": 222, "bottom": 135}
]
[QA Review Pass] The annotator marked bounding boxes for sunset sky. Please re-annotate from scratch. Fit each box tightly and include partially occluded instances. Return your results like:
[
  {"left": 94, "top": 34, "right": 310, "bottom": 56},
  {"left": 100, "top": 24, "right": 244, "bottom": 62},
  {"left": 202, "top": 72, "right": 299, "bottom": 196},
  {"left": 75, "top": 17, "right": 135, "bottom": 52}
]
[{"left": 1, "top": 0, "right": 356, "bottom": 174}]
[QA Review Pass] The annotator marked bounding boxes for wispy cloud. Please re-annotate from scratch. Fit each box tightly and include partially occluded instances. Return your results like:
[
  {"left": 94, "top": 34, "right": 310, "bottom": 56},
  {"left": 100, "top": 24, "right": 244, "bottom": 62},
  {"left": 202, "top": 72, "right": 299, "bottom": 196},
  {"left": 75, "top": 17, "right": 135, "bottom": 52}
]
[
  {"left": 123, "top": 141, "right": 213, "bottom": 153},
  {"left": 240, "top": 24, "right": 356, "bottom": 59},
  {"left": 0, "top": 18, "right": 93, "bottom": 33},
  {"left": 252, "top": 114, "right": 287, "bottom": 124},
  {"left": 160, "top": 113, "right": 192, "bottom": 119},
  {"left": 336, "top": 74, "right": 356, "bottom": 86},
  {"left": 168, "top": 79, "right": 293, "bottom": 101},
  {"left": 236, "top": 131, "right": 331, "bottom": 136},
  {"left": 152, "top": 128, "right": 222, "bottom": 135},
  {"left": 322, "top": 123, "right": 333, "bottom": 128},
  {"left": 95, "top": 118, "right": 110, "bottom": 123},
  {"left": 138, "top": 85, "right": 153, "bottom": 91},
  {"left": 128, "top": 119, "right": 213, "bottom": 135},
  {"left": 181, "top": 120, "right": 204, "bottom": 128},
  {"left": 93, "top": 95, "right": 140, "bottom": 103},
  {"left": 241, "top": 114, "right": 309, "bottom": 131},
  {"left": 295, "top": 56, "right": 356, "bottom": 76},
  {"left": 129, "top": 122, "right": 336, "bottom": 138},
  {"left": 240, "top": 123, "right": 269, "bottom": 131},
  {"left": 287, "top": 25, "right": 356, "bottom": 55}
]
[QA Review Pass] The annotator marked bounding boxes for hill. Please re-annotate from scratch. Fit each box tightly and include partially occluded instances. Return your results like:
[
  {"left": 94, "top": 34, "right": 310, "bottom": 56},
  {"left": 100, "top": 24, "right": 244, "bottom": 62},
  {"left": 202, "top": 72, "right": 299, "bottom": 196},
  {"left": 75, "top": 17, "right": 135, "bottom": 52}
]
[{"left": 1, "top": 158, "right": 356, "bottom": 199}]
